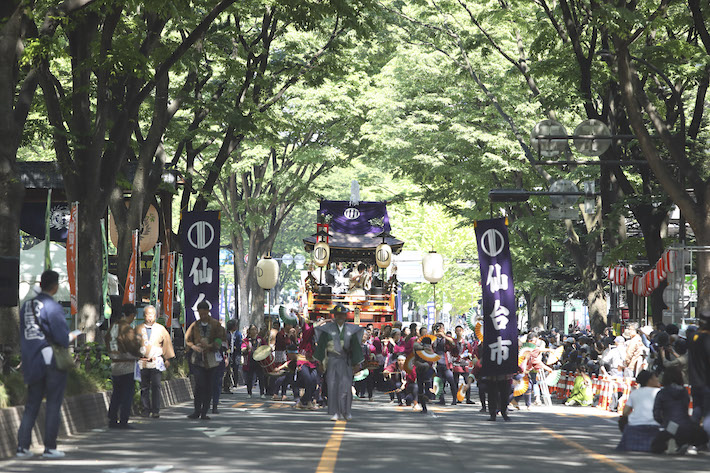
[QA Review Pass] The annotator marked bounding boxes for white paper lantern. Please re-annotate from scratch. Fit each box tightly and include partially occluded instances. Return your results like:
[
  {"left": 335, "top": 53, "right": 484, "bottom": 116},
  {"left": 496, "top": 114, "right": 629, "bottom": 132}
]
[
  {"left": 312, "top": 241, "right": 330, "bottom": 268},
  {"left": 375, "top": 243, "right": 392, "bottom": 269},
  {"left": 422, "top": 251, "right": 444, "bottom": 283},
  {"left": 256, "top": 256, "right": 279, "bottom": 289}
]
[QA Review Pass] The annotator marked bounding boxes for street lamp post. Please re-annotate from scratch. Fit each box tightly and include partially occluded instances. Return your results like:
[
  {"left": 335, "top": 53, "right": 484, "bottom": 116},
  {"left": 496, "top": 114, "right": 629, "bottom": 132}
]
[
  {"left": 422, "top": 251, "right": 444, "bottom": 324},
  {"left": 256, "top": 254, "right": 279, "bottom": 331}
]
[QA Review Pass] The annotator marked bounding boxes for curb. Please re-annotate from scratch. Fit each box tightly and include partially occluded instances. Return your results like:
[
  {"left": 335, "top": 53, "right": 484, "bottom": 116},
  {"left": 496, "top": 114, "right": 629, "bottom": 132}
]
[{"left": 0, "top": 377, "right": 193, "bottom": 460}]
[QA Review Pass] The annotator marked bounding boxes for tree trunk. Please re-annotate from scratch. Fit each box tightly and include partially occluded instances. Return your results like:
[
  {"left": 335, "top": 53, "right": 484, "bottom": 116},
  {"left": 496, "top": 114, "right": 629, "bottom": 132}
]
[
  {"left": 0, "top": 4, "right": 34, "bottom": 352},
  {"left": 565, "top": 236, "right": 608, "bottom": 333},
  {"left": 0, "top": 163, "right": 24, "bottom": 351},
  {"left": 109, "top": 193, "right": 146, "bottom": 290},
  {"left": 696, "top": 234, "right": 710, "bottom": 314},
  {"left": 76, "top": 202, "right": 104, "bottom": 341},
  {"left": 251, "top": 277, "right": 265, "bottom": 328},
  {"left": 529, "top": 294, "right": 545, "bottom": 330},
  {"left": 236, "top": 256, "right": 250, "bottom": 332},
  {"left": 586, "top": 282, "right": 607, "bottom": 333}
]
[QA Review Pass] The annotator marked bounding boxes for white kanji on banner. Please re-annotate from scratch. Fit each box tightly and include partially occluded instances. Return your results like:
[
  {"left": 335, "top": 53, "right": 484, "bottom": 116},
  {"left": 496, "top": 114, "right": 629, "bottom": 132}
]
[
  {"left": 486, "top": 264, "right": 509, "bottom": 293},
  {"left": 189, "top": 257, "right": 213, "bottom": 285}
]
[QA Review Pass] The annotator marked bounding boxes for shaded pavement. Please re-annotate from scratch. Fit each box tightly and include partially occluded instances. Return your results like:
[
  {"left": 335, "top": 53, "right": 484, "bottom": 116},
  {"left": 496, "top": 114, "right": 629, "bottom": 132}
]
[{"left": 1, "top": 388, "right": 708, "bottom": 473}]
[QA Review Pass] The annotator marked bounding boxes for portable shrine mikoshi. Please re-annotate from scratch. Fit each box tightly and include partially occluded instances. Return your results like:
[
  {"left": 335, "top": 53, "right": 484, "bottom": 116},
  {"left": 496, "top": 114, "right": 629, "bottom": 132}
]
[{"left": 301, "top": 198, "right": 405, "bottom": 328}]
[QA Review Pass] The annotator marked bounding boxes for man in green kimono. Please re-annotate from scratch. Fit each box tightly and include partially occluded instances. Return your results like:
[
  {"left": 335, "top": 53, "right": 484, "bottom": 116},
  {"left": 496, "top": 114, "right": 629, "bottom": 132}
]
[{"left": 314, "top": 304, "right": 364, "bottom": 421}]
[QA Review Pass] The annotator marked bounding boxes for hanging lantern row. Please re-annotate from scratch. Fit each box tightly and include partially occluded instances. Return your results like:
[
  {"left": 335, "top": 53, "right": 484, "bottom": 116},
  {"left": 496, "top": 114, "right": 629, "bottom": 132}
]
[
  {"left": 606, "top": 249, "right": 680, "bottom": 297},
  {"left": 607, "top": 266, "right": 628, "bottom": 286}
]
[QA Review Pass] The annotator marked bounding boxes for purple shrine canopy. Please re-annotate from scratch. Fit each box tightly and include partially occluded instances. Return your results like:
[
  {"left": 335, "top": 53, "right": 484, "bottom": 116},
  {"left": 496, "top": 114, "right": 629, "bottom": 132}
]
[
  {"left": 302, "top": 201, "right": 403, "bottom": 263},
  {"left": 319, "top": 200, "right": 391, "bottom": 235}
]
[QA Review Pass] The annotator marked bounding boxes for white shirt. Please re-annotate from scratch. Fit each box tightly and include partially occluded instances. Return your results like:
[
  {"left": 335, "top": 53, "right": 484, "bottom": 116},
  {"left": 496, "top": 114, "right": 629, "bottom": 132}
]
[
  {"left": 626, "top": 386, "right": 660, "bottom": 426},
  {"left": 602, "top": 346, "right": 626, "bottom": 376}
]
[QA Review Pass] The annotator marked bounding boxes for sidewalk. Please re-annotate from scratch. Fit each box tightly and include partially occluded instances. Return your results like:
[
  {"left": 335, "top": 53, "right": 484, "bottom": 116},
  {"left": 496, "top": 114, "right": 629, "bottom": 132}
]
[{"left": 0, "top": 377, "right": 194, "bottom": 460}]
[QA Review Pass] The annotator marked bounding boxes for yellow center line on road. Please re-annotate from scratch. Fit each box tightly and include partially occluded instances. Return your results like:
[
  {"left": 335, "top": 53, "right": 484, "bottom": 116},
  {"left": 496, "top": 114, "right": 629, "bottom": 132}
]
[
  {"left": 316, "top": 420, "right": 347, "bottom": 473},
  {"left": 538, "top": 427, "right": 636, "bottom": 473},
  {"left": 231, "top": 402, "right": 246, "bottom": 408}
]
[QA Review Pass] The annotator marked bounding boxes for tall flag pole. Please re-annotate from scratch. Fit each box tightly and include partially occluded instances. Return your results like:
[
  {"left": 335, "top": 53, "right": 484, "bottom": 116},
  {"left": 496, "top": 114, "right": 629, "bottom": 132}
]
[
  {"left": 101, "top": 219, "right": 112, "bottom": 321},
  {"left": 163, "top": 252, "right": 175, "bottom": 327},
  {"left": 150, "top": 242, "right": 162, "bottom": 308},
  {"left": 176, "top": 253, "right": 185, "bottom": 326},
  {"left": 123, "top": 229, "right": 139, "bottom": 305},
  {"left": 44, "top": 189, "right": 52, "bottom": 271},
  {"left": 67, "top": 202, "right": 78, "bottom": 317}
]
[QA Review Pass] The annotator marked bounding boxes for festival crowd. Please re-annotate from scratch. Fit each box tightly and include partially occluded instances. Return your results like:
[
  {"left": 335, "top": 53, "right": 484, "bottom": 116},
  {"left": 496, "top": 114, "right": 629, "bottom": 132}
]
[{"left": 14, "top": 270, "right": 710, "bottom": 459}]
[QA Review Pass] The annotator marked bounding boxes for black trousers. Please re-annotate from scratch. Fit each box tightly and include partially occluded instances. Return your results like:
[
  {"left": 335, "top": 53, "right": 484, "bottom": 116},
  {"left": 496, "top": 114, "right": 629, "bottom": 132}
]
[
  {"left": 436, "top": 364, "right": 456, "bottom": 403},
  {"left": 192, "top": 365, "right": 215, "bottom": 416},
  {"left": 477, "top": 379, "right": 488, "bottom": 408},
  {"left": 487, "top": 378, "right": 512, "bottom": 419},
  {"left": 108, "top": 373, "right": 135, "bottom": 425},
  {"left": 140, "top": 368, "right": 162, "bottom": 414}
]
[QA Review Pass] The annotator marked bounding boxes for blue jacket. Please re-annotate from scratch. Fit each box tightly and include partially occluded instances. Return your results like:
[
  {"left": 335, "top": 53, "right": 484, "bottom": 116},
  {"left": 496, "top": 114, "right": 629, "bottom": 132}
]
[
  {"left": 19, "top": 292, "right": 70, "bottom": 384},
  {"left": 653, "top": 383, "right": 691, "bottom": 428}
]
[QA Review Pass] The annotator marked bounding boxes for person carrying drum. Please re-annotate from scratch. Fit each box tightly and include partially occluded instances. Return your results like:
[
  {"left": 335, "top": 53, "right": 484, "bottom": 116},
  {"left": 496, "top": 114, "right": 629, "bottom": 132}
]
[
  {"left": 242, "top": 324, "right": 266, "bottom": 398},
  {"left": 295, "top": 319, "right": 321, "bottom": 410}
]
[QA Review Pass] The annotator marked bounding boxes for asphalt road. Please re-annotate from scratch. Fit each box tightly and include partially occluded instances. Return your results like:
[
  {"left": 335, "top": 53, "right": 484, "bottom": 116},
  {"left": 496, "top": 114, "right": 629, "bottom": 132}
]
[{"left": 1, "top": 388, "right": 708, "bottom": 473}]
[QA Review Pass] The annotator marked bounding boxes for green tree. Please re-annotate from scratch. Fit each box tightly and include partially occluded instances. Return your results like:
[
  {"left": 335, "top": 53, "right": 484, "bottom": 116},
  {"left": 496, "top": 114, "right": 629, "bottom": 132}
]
[
  {"left": 35, "top": 0, "right": 236, "bottom": 339},
  {"left": 610, "top": 0, "right": 710, "bottom": 311},
  {"left": 0, "top": 0, "right": 102, "bottom": 349}
]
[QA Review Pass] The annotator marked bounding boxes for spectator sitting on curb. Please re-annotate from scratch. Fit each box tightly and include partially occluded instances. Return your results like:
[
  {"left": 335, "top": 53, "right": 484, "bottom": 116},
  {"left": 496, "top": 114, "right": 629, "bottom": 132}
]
[
  {"left": 565, "top": 365, "right": 593, "bottom": 407},
  {"left": 616, "top": 370, "right": 661, "bottom": 452},
  {"left": 651, "top": 366, "right": 708, "bottom": 455}
]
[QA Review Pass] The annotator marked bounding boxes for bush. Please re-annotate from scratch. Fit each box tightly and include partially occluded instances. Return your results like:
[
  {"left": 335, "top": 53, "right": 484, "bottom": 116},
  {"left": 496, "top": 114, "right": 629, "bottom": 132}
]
[
  {"left": 66, "top": 365, "right": 111, "bottom": 397},
  {"left": 163, "top": 358, "right": 189, "bottom": 381},
  {"left": 0, "top": 342, "right": 189, "bottom": 409},
  {"left": 0, "top": 371, "right": 27, "bottom": 407},
  {"left": 0, "top": 381, "right": 10, "bottom": 408},
  {"left": 76, "top": 342, "right": 112, "bottom": 381}
]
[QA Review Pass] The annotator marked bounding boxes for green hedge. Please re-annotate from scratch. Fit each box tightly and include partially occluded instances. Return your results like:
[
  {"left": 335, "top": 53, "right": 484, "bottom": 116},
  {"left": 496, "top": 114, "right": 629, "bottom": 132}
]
[{"left": 0, "top": 343, "right": 187, "bottom": 408}]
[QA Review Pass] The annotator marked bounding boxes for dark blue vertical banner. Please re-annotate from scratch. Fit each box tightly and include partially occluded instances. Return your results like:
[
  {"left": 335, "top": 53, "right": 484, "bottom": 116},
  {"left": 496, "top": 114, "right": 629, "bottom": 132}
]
[
  {"left": 475, "top": 218, "right": 518, "bottom": 377},
  {"left": 181, "top": 211, "right": 220, "bottom": 327}
]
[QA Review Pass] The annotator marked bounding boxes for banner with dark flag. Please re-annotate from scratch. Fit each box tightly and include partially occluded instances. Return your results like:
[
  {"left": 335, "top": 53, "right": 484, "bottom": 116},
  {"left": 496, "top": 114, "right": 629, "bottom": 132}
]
[
  {"left": 21, "top": 201, "right": 70, "bottom": 242},
  {"left": 474, "top": 218, "right": 518, "bottom": 377},
  {"left": 181, "top": 211, "right": 220, "bottom": 327},
  {"left": 67, "top": 202, "right": 78, "bottom": 316},
  {"left": 101, "top": 219, "right": 112, "bottom": 321},
  {"left": 123, "top": 230, "right": 139, "bottom": 305},
  {"left": 176, "top": 253, "right": 185, "bottom": 327},
  {"left": 163, "top": 252, "right": 175, "bottom": 327},
  {"left": 44, "top": 189, "right": 52, "bottom": 271},
  {"left": 149, "top": 242, "right": 162, "bottom": 308}
]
